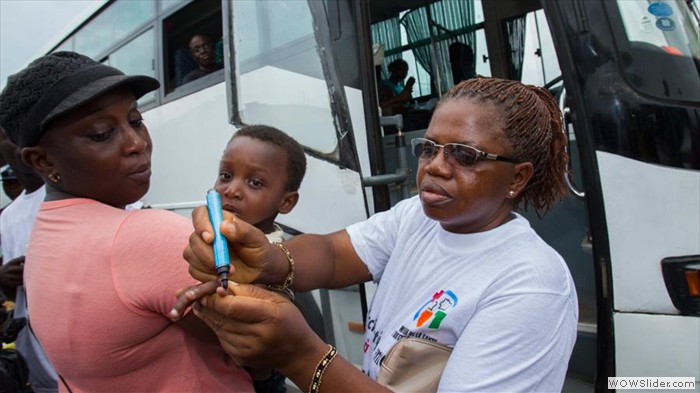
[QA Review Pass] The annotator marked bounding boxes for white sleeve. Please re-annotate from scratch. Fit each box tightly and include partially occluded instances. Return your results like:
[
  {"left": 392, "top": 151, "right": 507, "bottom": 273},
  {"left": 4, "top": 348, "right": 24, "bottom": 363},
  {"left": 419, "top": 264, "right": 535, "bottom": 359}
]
[
  {"left": 346, "top": 198, "right": 411, "bottom": 282},
  {"left": 438, "top": 291, "right": 577, "bottom": 392}
]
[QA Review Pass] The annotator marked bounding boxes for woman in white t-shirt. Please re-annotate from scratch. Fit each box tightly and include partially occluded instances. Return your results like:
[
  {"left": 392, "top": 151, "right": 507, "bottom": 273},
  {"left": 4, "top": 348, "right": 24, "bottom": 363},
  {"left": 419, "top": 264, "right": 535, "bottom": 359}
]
[{"left": 174, "top": 76, "right": 578, "bottom": 392}]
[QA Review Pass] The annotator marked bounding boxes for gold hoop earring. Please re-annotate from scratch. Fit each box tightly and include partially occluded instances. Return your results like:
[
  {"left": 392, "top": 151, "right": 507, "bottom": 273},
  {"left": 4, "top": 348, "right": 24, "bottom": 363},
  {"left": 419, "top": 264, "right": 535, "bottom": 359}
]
[{"left": 48, "top": 173, "right": 61, "bottom": 183}]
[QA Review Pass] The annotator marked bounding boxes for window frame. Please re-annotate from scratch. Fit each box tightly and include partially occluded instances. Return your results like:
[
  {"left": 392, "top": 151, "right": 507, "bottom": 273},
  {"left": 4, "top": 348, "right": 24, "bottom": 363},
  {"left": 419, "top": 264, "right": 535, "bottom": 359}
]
[{"left": 47, "top": 0, "right": 227, "bottom": 110}]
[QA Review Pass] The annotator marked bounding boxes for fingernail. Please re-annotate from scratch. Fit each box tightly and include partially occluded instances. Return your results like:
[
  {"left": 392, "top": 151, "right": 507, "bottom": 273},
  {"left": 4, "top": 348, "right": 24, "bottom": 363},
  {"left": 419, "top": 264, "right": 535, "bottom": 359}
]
[{"left": 169, "top": 309, "right": 180, "bottom": 320}]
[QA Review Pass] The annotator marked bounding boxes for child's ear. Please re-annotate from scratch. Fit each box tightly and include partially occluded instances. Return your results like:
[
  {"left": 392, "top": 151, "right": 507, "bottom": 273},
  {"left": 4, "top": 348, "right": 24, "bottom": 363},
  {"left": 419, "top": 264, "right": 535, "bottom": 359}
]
[
  {"left": 278, "top": 191, "right": 299, "bottom": 215},
  {"left": 21, "top": 146, "right": 54, "bottom": 179}
]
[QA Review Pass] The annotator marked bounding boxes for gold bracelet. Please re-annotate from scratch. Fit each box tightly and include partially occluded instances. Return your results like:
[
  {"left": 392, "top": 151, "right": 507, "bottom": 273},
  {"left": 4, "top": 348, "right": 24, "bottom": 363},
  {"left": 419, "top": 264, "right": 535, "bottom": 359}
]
[
  {"left": 267, "top": 242, "right": 294, "bottom": 291},
  {"left": 308, "top": 345, "right": 337, "bottom": 393}
]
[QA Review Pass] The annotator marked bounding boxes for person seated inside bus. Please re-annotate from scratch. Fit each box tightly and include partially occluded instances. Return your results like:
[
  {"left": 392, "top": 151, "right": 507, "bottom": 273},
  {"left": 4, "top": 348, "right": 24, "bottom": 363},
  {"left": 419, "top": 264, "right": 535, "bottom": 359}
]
[
  {"left": 182, "top": 33, "right": 222, "bottom": 85},
  {"left": 448, "top": 41, "right": 476, "bottom": 84},
  {"left": 212, "top": 124, "right": 324, "bottom": 392},
  {"left": 378, "top": 59, "right": 415, "bottom": 116}
]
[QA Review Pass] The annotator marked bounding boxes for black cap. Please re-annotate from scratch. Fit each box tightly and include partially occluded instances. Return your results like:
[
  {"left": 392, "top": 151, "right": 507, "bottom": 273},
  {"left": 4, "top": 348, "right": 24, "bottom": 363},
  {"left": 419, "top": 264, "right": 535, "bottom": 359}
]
[{"left": 0, "top": 51, "right": 160, "bottom": 147}]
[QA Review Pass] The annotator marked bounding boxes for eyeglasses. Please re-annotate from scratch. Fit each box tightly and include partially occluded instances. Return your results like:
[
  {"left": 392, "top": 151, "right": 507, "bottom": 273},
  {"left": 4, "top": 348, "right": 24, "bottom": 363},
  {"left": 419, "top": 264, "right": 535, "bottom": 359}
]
[
  {"left": 410, "top": 138, "right": 519, "bottom": 166},
  {"left": 191, "top": 43, "right": 212, "bottom": 54}
]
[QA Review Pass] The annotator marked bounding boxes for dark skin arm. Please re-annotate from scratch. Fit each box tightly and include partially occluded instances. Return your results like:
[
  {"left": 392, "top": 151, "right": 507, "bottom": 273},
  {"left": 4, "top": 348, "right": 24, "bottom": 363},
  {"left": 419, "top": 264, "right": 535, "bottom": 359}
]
[
  {"left": 171, "top": 207, "right": 387, "bottom": 392},
  {"left": 178, "top": 282, "right": 389, "bottom": 393},
  {"left": 180, "top": 206, "right": 372, "bottom": 293},
  {"left": 171, "top": 205, "right": 372, "bottom": 325},
  {"left": 0, "top": 256, "right": 24, "bottom": 300}
]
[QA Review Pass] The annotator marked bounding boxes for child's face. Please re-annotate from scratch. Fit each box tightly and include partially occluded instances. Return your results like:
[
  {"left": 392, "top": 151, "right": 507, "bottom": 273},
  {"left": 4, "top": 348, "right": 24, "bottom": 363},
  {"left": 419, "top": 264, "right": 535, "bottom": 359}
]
[
  {"left": 416, "top": 98, "right": 519, "bottom": 234},
  {"left": 215, "top": 136, "right": 298, "bottom": 232}
]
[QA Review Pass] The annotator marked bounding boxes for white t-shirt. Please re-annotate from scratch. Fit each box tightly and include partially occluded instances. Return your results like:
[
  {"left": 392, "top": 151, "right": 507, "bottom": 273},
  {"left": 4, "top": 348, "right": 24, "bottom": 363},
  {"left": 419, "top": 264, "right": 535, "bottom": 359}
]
[
  {"left": 1, "top": 187, "right": 45, "bottom": 266},
  {"left": 0, "top": 185, "right": 58, "bottom": 393},
  {"left": 346, "top": 196, "right": 578, "bottom": 392}
]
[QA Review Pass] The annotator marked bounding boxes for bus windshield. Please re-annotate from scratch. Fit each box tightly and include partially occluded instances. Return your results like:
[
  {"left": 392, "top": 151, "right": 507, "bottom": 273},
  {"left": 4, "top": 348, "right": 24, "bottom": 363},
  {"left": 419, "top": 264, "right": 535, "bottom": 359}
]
[{"left": 614, "top": 0, "right": 700, "bottom": 101}]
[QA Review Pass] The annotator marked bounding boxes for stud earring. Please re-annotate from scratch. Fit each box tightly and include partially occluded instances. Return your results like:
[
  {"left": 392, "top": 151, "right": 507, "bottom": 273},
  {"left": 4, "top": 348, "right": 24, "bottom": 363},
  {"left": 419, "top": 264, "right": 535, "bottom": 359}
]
[
  {"left": 48, "top": 173, "right": 61, "bottom": 183},
  {"left": 508, "top": 190, "right": 515, "bottom": 198}
]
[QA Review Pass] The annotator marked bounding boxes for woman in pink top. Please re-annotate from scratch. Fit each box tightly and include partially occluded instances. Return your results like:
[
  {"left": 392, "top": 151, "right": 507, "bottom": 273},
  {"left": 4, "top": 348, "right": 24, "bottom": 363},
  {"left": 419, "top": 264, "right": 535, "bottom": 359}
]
[{"left": 0, "top": 51, "right": 254, "bottom": 392}]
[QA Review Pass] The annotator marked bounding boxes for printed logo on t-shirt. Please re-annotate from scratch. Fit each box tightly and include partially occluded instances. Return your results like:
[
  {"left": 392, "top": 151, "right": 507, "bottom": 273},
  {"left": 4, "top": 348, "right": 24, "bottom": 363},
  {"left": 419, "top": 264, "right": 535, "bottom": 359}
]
[{"left": 413, "top": 289, "right": 458, "bottom": 329}]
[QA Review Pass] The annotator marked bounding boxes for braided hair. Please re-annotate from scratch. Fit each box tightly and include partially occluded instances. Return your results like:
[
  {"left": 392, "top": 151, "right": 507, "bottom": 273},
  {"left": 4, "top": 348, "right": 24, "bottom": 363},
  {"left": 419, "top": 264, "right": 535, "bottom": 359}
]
[{"left": 440, "top": 76, "right": 569, "bottom": 214}]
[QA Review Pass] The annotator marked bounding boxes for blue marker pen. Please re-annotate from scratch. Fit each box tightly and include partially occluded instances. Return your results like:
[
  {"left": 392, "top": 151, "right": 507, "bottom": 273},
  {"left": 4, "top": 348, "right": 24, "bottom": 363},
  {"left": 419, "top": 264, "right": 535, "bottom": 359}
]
[{"left": 206, "top": 189, "right": 230, "bottom": 289}]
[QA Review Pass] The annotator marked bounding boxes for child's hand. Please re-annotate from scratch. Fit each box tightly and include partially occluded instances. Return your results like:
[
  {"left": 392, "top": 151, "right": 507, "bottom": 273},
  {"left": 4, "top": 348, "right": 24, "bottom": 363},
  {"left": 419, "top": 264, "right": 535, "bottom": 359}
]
[{"left": 169, "top": 279, "right": 221, "bottom": 320}]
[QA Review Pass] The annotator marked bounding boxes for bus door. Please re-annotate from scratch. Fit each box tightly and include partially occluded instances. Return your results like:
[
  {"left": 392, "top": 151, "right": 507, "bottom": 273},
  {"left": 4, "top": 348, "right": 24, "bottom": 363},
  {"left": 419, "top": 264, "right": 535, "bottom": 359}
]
[
  {"left": 225, "top": 0, "right": 378, "bottom": 366},
  {"left": 364, "top": 0, "right": 599, "bottom": 389},
  {"left": 542, "top": 0, "right": 700, "bottom": 390},
  {"left": 479, "top": 1, "right": 599, "bottom": 389}
]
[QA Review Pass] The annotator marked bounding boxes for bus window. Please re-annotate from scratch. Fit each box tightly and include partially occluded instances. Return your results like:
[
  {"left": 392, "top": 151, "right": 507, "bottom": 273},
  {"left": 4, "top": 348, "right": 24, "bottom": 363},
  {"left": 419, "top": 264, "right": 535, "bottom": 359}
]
[
  {"left": 474, "top": 28, "right": 491, "bottom": 78},
  {"left": 162, "top": 0, "right": 223, "bottom": 95},
  {"left": 74, "top": 0, "right": 155, "bottom": 59},
  {"left": 611, "top": 0, "right": 700, "bottom": 102},
  {"left": 54, "top": 38, "right": 74, "bottom": 53},
  {"left": 370, "top": 0, "right": 491, "bottom": 189},
  {"left": 160, "top": 0, "right": 187, "bottom": 13},
  {"left": 105, "top": 28, "right": 157, "bottom": 106},
  {"left": 232, "top": 0, "right": 339, "bottom": 158},
  {"left": 372, "top": 1, "right": 485, "bottom": 101},
  {"left": 520, "top": 10, "right": 561, "bottom": 87}
]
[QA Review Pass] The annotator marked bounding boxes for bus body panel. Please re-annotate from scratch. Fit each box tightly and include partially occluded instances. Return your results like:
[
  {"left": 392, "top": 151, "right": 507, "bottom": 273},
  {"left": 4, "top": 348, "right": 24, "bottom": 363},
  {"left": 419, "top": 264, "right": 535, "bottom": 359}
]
[
  {"left": 615, "top": 312, "right": 700, "bottom": 390},
  {"left": 599, "top": 151, "right": 700, "bottom": 315},
  {"left": 543, "top": 0, "right": 700, "bottom": 386}
]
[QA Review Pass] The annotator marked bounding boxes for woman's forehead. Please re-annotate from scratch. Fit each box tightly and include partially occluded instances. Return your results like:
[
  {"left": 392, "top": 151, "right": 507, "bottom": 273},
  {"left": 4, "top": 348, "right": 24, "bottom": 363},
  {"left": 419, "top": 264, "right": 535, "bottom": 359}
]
[{"left": 427, "top": 99, "right": 506, "bottom": 142}]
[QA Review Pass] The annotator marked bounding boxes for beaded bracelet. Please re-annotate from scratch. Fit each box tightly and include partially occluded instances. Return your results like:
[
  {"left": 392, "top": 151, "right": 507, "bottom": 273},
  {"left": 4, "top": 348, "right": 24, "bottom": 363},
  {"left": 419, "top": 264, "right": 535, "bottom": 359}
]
[
  {"left": 267, "top": 286, "right": 295, "bottom": 302},
  {"left": 308, "top": 345, "right": 337, "bottom": 393},
  {"left": 267, "top": 242, "right": 294, "bottom": 292}
]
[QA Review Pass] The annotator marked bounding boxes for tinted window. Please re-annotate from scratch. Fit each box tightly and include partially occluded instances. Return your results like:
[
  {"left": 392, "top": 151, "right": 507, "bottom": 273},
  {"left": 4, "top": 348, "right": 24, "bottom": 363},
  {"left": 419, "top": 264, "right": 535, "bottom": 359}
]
[
  {"left": 162, "top": 0, "right": 223, "bottom": 93},
  {"left": 160, "top": 0, "right": 187, "bottom": 12},
  {"left": 74, "top": 0, "right": 155, "bottom": 59},
  {"left": 107, "top": 29, "right": 157, "bottom": 105},
  {"left": 614, "top": 0, "right": 700, "bottom": 102},
  {"left": 232, "top": 0, "right": 338, "bottom": 157}
]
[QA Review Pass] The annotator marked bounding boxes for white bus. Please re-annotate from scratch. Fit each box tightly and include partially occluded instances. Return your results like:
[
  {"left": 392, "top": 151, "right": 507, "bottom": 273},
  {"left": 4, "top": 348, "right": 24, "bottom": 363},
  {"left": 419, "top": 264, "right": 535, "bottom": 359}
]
[{"left": 16, "top": 0, "right": 700, "bottom": 390}]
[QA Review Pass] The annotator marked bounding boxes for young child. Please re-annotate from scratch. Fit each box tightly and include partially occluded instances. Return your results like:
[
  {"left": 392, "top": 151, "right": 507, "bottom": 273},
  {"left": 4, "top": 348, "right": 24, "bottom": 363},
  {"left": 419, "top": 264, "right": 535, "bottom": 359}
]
[
  {"left": 214, "top": 124, "right": 307, "bottom": 393},
  {"left": 214, "top": 124, "right": 305, "bottom": 243}
]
